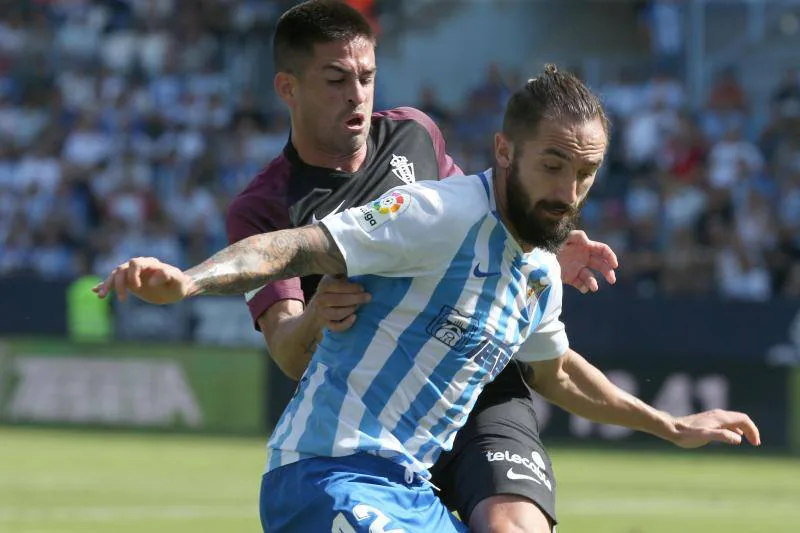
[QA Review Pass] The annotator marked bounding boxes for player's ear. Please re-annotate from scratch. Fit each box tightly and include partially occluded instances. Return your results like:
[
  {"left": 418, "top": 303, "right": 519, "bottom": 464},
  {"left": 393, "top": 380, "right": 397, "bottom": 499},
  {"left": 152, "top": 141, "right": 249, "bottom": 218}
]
[
  {"left": 274, "top": 72, "right": 297, "bottom": 106},
  {"left": 494, "top": 133, "right": 513, "bottom": 170}
]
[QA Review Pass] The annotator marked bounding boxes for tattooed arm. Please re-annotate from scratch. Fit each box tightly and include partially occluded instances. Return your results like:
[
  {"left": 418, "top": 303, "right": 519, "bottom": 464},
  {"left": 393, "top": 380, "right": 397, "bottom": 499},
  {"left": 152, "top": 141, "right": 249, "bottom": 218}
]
[
  {"left": 185, "top": 225, "right": 346, "bottom": 296},
  {"left": 93, "top": 225, "right": 347, "bottom": 305}
]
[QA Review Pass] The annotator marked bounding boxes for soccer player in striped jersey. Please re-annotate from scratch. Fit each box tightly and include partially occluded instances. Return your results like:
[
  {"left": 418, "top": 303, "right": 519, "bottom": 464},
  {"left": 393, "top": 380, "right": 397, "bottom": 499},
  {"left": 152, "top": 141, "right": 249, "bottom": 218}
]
[
  {"left": 225, "top": 2, "right": 618, "bottom": 531},
  {"left": 96, "top": 66, "right": 761, "bottom": 533}
]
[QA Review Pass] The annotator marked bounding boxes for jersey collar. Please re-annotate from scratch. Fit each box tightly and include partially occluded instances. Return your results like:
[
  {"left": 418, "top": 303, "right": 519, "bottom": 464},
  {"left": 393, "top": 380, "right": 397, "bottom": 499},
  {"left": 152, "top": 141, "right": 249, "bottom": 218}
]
[
  {"left": 282, "top": 130, "right": 377, "bottom": 180},
  {"left": 479, "top": 168, "right": 499, "bottom": 214}
]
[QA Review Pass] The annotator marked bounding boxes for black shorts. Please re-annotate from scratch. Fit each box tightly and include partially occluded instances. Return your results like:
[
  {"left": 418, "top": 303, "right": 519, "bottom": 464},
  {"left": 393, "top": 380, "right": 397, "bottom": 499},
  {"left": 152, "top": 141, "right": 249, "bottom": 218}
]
[{"left": 430, "top": 361, "right": 557, "bottom": 526}]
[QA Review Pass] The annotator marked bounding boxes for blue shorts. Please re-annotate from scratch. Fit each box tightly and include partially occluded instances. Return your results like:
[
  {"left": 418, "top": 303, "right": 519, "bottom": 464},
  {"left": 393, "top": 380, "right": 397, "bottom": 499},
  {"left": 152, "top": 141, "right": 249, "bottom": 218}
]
[{"left": 259, "top": 453, "right": 467, "bottom": 533}]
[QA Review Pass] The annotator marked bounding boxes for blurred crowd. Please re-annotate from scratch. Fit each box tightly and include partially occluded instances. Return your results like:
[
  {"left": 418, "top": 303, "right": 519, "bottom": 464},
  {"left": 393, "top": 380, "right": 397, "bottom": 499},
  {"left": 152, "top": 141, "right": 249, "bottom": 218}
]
[
  {"left": 591, "top": 66, "right": 800, "bottom": 301},
  {"left": 0, "top": 0, "right": 293, "bottom": 280},
  {"left": 437, "top": 61, "right": 800, "bottom": 301},
  {"left": 1, "top": 0, "right": 799, "bottom": 302}
]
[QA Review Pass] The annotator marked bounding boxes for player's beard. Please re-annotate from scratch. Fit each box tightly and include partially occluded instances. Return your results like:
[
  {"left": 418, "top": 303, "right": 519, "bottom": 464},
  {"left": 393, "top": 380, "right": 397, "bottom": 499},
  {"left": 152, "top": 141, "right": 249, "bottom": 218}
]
[{"left": 504, "top": 157, "right": 582, "bottom": 253}]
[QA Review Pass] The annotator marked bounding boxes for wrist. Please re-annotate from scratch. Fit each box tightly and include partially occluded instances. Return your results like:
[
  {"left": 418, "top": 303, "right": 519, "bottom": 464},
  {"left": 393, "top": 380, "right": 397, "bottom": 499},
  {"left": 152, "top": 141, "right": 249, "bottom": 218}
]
[
  {"left": 648, "top": 411, "right": 680, "bottom": 443},
  {"left": 183, "top": 273, "right": 202, "bottom": 298}
]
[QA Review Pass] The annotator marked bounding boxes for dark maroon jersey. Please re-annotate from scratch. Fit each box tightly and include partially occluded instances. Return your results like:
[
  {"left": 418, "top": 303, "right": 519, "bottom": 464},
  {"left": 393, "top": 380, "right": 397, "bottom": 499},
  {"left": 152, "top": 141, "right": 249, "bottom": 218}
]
[{"left": 226, "top": 106, "right": 463, "bottom": 328}]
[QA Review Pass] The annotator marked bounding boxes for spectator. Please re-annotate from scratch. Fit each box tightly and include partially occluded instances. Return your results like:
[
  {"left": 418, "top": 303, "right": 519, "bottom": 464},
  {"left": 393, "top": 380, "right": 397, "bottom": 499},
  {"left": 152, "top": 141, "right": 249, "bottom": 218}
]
[
  {"left": 707, "top": 126, "right": 763, "bottom": 191},
  {"left": 715, "top": 231, "right": 772, "bottom": 302},
  {"left": 639, "top": 0, "right": 685, "bottom": 78}
]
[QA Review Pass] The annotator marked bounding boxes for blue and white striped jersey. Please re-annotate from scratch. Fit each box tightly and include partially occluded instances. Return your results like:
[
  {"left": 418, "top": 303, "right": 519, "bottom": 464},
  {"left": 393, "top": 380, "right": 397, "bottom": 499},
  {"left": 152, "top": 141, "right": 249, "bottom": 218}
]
[{"left": 267, "top": 170, "right": 569, "bottom": 478}]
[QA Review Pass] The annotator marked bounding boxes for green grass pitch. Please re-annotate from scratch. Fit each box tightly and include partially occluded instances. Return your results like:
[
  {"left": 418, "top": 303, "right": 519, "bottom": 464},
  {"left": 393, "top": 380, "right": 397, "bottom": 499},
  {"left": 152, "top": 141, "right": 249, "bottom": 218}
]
[{"left": 2, "top": 427, "right": 799, "bottom": 532}]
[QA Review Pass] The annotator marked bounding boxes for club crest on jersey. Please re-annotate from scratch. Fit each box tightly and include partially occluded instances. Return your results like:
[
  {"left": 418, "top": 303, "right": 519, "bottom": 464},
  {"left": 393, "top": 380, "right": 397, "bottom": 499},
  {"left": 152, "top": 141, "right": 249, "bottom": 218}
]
[
  {"left": 526, "top": 274, "right": 551, "bottom": 304},
  {"left": 390, "top": 153, "right": 415, "bottom": 184},
  {"left": 356, "top": 190, "right": 412, "bottom": 233}
]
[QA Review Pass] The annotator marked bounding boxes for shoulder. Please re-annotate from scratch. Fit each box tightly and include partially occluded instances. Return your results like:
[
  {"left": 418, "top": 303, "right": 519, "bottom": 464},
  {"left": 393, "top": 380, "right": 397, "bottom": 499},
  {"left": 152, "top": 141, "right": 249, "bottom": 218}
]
[
  {"left": 226, "top": 154, "right": 293, "bottom": 241},
  {"left": 410, "top": 172, "right": 488, "bottom": 198},
  {"left": 373, "top": 106, "right": 443, "bottom": 136},
  {"left": 394, "top": 173, "right": 490, "bottom": 222},
  {"left": 228, "top": 155, "right": 291, "bottom": 218},
  {"left": 530, "top": 250, "right": 562, "bottom": 290},
  {"left": 375, "top": 106, "right": 437, "bottom": 125},
  {"left": 538, "top": 250, "right": 562, "bottom": 278},
  {"left": 532, "top": 251, "right": 563, "bottom": 305}
]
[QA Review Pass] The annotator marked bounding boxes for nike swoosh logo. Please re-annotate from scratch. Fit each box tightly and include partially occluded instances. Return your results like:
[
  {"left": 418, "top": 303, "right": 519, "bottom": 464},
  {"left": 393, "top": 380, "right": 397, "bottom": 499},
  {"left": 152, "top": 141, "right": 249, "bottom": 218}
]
[
  {"left": 506, "top": 467, "right": 542, "bottom": 484},
  {"left": 473, "top": 264, "right": 501, "bottom": 278},
  {"left": 244, "top": 285, "right": 265, "bottom": 302},
  {"left": 311, "top": 200, "right": 346, "bottom": 224}
]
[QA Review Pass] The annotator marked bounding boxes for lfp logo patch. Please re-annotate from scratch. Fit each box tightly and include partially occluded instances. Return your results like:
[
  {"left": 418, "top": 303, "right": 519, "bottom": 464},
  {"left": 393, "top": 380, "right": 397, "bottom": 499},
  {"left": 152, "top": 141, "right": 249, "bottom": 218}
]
[
  {"left": 373, "top": 191, "right": 405, "bottom": 214},
  {"left": 357, "top": 190, "right": 412, "bottom": 233}
]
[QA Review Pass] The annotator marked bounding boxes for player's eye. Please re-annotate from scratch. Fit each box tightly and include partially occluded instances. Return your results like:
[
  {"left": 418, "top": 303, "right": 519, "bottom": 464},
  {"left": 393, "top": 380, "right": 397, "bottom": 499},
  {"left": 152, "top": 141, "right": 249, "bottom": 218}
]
[
  {"left": 327, "top": 79, "right": 345, "bottom": 85},
  {"left": 543, "top": 163, "right": 561, "bottom": 172},
  {"left": 360, "top": 76, "right": 374, "bottom": 86}
]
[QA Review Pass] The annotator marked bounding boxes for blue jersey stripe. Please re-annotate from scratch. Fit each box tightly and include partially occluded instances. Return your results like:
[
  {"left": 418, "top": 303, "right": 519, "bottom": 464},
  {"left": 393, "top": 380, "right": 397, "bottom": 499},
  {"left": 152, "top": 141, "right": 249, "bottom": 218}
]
[
  {"left": 498, "top": 256, "right": 526, "bottom": 336},
  {"left": 268, "top": 360, "right": 319, "bottom": 451},
  {"left": 268, "top": 358, "right": 327, "bottom": 470},
  {"left": 416, "top": 253, "right": 550, "bottom": 464},
  {"left": 393, "top": 218, "right": 507, "bottom": 450},
  {"left": 292, "top": 276, "right": 414, "bottom": 456},
  {"left": 478, "top": 171, "right": 491, "bottom": 200},
  {"left": 360, "top": 217, "right": 487, "bottom": 446}
]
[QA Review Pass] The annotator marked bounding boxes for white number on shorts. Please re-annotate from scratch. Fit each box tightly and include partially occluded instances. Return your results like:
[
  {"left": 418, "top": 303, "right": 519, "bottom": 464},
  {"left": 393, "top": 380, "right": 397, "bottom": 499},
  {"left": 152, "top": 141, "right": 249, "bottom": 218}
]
[
  {"left": 332, "top": 512, "right": 356, "bottom": 533},
  {"left": 331, "top": 504, "right": 405, "bottom": 533}
]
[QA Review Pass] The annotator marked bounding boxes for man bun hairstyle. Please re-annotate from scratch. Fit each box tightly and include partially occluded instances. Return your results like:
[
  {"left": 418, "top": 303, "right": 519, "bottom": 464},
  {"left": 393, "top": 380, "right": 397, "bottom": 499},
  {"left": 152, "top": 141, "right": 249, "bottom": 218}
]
[{"left": 502, "top": 64, "right": 610, "bottom": 147}]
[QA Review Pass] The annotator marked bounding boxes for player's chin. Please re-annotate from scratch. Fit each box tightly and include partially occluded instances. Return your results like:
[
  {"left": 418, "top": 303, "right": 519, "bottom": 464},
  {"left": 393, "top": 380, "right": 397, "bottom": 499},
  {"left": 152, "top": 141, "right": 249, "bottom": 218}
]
[{"left": 336, "top": 132, "right": 368, "bottom": 152}]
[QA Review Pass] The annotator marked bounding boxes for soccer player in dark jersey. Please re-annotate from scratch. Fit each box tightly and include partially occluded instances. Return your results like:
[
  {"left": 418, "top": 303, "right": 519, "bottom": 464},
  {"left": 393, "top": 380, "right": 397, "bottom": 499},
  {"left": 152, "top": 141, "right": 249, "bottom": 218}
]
[{"left": 225, "top": 2, "right": 619, "bottom": 532}]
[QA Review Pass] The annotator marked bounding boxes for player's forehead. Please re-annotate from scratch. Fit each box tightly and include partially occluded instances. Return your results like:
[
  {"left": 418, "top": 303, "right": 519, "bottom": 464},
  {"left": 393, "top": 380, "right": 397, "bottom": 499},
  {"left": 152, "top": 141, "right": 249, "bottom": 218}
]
[
  {"left": 309, "top": 38, "right": 376, "bottom": 75},
  {"left": 522, "top": 118, "right": 607, "bottom": 167}
]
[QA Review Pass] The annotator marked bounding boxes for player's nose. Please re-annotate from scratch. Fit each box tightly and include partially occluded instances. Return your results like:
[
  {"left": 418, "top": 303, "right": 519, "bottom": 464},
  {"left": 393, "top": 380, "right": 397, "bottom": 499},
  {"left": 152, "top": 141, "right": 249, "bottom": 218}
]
[
  {"left": 554, "top": 179, "right": 578, "bottom": 207},
  {"left": 347, "top": 79, "right": 369, "bottom": 106}
]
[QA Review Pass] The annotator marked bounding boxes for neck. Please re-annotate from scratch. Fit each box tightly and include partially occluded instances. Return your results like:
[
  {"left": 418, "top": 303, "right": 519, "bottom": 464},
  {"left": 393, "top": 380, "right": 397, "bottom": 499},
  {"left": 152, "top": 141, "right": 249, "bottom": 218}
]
[
  {"left": 290, "top": 128, "right": 368, "bottom": 173},
  {"left": 491, "top": 165, "right": 533, "bottom": 253}
]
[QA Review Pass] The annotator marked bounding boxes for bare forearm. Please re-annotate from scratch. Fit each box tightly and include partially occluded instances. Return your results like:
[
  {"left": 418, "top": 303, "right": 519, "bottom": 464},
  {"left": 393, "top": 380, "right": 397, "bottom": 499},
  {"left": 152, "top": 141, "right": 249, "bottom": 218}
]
[
  {"left": 185, "top": 226, "right": 345, "bottom": 297},
  {"left": 530, "top": 350, "right": 677, "bottom": 441},
  {"left": 260, "top": 310, "right": 320, "bottom": 381}
]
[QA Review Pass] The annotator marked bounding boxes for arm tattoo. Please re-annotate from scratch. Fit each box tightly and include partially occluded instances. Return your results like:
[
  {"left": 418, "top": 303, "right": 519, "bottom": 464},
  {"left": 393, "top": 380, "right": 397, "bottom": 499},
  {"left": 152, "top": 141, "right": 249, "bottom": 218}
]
[{"left": 184, "top": 225, "right": 346, "bottom": 296}]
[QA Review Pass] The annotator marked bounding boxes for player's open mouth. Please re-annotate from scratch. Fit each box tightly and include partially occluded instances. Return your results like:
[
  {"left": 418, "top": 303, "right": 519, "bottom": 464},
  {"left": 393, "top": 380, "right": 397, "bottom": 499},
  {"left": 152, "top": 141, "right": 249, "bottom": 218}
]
[{"left": 345, "top": 114, "right": 365, "bottom": 129}]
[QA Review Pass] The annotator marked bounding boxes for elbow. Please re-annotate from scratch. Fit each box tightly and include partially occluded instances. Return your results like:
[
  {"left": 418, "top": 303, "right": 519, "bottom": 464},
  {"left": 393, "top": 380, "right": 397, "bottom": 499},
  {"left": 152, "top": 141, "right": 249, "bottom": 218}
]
[
  {"left": 527, "top": 353, "right": 572, "bottom": 400},
  {"left": 535, "top": 368, "right": 571, "bottom": 402},
  {"left": 258, "top": 306, "right": 309, "bottom": 382},
  {"left": 274, "top": 355, "right": 305, "bottom": 382}
]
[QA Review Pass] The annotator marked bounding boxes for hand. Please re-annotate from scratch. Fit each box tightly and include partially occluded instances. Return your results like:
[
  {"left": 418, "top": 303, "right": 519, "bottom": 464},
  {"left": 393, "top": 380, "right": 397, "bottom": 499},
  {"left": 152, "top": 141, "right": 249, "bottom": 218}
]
[
  {"left": 557, "top": 230, "right": 618, "bottom": 294},
  {"left": 93, "top": 257, "right": 192, "bottom": 305},
  {"left": 669, "top": 409, "right": 761, "bottom": 448},
  {"left": 307, "top": 275, "right": 372, "bottom": 333}
]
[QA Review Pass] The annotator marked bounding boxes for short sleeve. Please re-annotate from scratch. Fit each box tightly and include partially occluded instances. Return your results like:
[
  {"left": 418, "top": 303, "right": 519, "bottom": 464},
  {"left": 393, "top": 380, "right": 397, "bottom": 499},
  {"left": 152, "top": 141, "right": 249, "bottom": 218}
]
[
  {"left": 514, "top": 266, "right": 569, "bottom": 363},
  {"left": 226, "top": 189, "right": 304, "bottom": 329},
  {"left": 377, "top": 107, "right": 463, "bottom": 179},
  {"left": 321, "top": 179, "right": 482, "bottom": 278}
]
